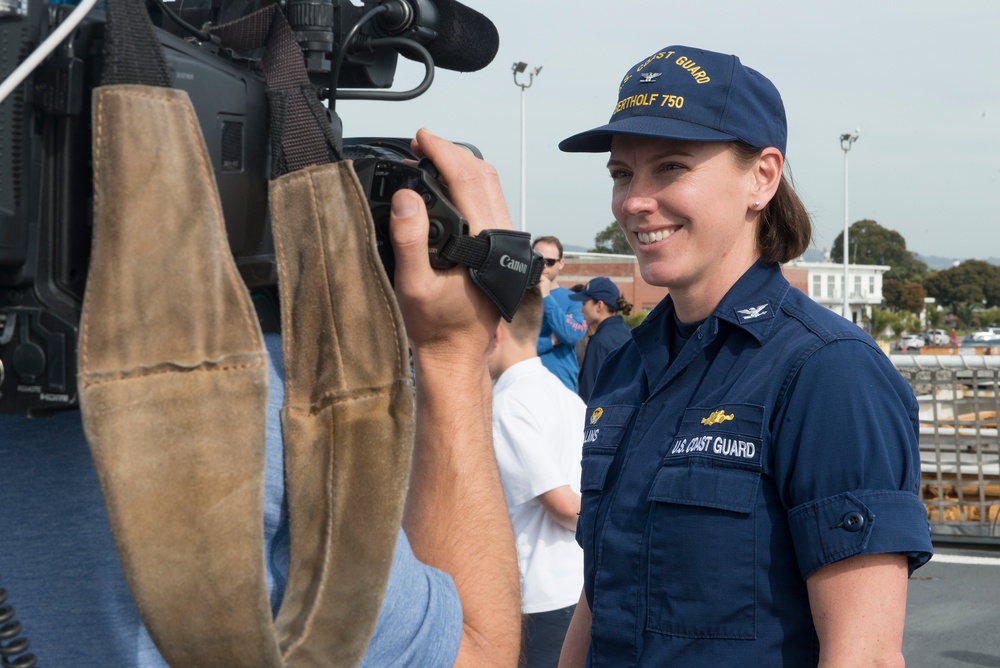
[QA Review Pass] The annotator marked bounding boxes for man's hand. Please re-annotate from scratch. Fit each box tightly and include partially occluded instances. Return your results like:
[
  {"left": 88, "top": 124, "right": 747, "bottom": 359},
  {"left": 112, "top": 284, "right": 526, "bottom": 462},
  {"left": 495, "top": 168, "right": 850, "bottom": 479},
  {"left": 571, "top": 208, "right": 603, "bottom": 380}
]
[
  {"left": 538, "top": 273, "right": 553, "bottom": 298},
  {"left": 390, "top": 128, "right": 510, "bottom": 356},
  {"left": 390, "top": 128, "right": 522, "bottom": 667}
]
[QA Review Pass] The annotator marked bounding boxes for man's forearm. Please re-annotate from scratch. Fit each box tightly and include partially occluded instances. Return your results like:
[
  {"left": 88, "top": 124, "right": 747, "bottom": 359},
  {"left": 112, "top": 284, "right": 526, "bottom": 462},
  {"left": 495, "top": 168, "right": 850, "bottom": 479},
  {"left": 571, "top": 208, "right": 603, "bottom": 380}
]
[{"left": 403, "top": 351, "right": 521, "bottom": 667}]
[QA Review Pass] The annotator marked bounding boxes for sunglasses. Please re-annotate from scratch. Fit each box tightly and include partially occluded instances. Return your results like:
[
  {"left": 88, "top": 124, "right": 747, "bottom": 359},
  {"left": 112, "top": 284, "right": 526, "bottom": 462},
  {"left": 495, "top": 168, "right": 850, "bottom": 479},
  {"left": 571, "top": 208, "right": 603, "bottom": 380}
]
[{"left": 542, "top": 258, "right": 561, "bottom": 267}]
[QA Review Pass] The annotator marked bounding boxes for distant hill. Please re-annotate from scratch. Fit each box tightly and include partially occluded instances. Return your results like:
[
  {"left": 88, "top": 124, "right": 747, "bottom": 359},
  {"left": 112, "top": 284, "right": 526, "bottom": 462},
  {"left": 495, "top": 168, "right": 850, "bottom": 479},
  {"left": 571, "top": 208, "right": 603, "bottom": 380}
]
[
  {"left": 799, "top": 248, "right": 1000, "bottom": 270},
  {"left": 573, "top": 244, "right": 1000, "bottom": 270},
  {"left": 917, "top": 255, "right": 1000, "bottom": 270}
]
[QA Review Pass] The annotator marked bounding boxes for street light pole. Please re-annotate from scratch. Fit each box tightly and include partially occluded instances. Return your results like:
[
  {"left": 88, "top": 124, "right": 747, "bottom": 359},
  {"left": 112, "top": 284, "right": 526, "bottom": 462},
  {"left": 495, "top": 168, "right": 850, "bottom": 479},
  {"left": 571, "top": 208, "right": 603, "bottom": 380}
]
[
  {"left": 512, "top": 62, "right": 542, "bottom": 233},
  {"left": 840, "top": 129, "right": 859, "bottom": 321}
]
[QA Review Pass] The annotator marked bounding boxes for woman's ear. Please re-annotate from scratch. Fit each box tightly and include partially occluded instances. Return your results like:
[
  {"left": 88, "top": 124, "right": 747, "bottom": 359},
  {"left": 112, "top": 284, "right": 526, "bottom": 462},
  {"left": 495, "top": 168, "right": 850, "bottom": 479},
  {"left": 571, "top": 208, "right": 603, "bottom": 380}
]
[{"left": 753, "top": 147, "right": 784, "bottom": 205}]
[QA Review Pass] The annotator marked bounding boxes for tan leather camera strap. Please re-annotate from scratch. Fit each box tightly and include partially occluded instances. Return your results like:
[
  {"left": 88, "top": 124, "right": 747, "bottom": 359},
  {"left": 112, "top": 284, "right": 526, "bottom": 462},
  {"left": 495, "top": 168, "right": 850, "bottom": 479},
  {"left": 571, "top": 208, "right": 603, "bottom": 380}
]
[{"left": 78, "top": 0, "right": 412, "bottom": 665}]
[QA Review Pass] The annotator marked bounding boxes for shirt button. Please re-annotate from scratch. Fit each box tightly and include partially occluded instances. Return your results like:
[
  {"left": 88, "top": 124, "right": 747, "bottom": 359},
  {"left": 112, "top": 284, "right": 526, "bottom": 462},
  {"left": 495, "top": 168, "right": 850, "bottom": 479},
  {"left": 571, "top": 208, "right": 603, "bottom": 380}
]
[{"left": 841, "top": 511, "right": 865, "bottom": 532}]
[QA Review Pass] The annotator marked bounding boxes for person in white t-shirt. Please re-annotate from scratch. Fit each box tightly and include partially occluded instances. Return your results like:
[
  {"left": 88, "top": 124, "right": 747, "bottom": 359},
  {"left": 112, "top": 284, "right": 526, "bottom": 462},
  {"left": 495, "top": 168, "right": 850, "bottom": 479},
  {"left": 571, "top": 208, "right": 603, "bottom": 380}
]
[{"left": 487, "top": 286, "right": 587, "bottom": 667}]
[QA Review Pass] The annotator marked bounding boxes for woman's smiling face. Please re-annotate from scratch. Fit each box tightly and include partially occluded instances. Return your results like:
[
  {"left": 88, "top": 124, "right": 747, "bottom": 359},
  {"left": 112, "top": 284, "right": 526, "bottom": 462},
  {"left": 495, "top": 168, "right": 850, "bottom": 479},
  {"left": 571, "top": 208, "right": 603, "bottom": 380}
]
[{"left": 608, "top": 135, "right": 763, "bottom": 316}]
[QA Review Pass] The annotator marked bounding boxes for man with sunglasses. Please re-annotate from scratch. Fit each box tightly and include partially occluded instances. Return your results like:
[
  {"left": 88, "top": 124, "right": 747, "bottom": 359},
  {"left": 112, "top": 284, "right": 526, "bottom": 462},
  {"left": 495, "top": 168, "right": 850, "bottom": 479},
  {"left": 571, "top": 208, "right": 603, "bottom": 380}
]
[{"left": 531, "top": 236, "right": 587, "bottom": 391}]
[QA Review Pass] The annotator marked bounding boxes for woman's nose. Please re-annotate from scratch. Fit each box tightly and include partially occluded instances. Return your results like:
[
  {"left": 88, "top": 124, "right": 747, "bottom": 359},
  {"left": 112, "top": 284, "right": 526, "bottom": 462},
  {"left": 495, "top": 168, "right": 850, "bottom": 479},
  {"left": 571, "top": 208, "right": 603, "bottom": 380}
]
[{"left": 619, "top": 181, "right": 658, "bottom": 217}]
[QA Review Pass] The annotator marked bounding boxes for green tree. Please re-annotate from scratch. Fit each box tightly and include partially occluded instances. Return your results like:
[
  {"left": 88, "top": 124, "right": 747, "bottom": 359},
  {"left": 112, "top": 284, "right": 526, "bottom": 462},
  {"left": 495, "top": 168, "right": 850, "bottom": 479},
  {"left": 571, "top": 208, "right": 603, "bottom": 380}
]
[
  {"left": 955, "top": 302, "right": 977, "bottom": 330},
  {"left": 864, "top": 306, "right": 898, "bottom": 341},
  {"left": 925, "top": 304, "right": 944, "bottom": 330},
  {"left": 832, "top": 219, "right": 928, "bottom": 282},
  {"left": 623, "top": 310, "right": 649, "bottom": 328},
  {"left": 974, "top": 308, "right": 1000, "bottom": 329},
  {"left": 923, "top": 260, "right": 1000, "bottom": 309},
  {"left": 882, "top": 278, "right": 902, "bottom": 310},
  {"left": 590, "top": 222, "right": 633, "bottom": 255}
]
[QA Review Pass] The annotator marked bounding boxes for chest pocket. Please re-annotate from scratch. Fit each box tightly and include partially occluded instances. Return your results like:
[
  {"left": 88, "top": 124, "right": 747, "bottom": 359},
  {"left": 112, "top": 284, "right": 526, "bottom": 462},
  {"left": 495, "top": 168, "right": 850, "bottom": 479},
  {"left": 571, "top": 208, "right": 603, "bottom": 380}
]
[
  {"left": 579, "top": 404, "right": 635, "bottom": 492},
  {"left": 578, "top": 404, "right": 636, "bottom": 549},
  {"left": 645, "top": 403, "right": 764, "bottom": 640}
]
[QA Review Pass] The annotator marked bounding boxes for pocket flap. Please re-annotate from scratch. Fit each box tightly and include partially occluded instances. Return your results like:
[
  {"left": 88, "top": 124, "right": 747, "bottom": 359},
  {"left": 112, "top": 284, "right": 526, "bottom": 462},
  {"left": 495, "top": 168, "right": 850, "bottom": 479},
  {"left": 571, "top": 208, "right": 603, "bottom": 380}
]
[{"left": 648, "top": 464, "right": 758, "bottom": 514}]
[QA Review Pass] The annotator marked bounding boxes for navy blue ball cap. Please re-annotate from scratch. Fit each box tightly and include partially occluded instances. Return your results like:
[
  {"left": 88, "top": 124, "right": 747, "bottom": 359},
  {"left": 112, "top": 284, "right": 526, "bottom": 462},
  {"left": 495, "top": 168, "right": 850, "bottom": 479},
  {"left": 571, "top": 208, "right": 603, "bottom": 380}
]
[
  {"left": 568, "top": 277, "right": 621, "bottom": 306},
  {"left": 559, "top": 45, "right": 787, "bottom": 155}
]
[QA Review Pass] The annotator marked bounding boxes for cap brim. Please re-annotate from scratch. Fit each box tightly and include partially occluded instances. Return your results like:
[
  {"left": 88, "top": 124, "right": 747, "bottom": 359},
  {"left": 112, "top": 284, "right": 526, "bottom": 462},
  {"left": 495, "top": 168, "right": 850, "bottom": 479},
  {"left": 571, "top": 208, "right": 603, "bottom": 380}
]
[
  {"left": 567, "top": 292, "right": 590, "bottom": 302},
  {"left": 559, "top": 116, "right": 738, "bottom": 153}
]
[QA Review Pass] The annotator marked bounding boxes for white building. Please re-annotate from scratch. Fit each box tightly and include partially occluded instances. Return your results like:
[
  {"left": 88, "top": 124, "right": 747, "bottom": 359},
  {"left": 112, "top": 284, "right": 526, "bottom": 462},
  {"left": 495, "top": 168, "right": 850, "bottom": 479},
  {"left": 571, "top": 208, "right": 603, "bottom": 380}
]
[{"left": 783, "top": 260, "right": 890, "bottom": 325}]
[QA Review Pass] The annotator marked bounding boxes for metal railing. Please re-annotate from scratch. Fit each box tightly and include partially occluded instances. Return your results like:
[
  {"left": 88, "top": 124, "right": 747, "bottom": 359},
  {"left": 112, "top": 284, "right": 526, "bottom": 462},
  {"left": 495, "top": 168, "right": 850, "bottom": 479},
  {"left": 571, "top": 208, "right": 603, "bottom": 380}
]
[{"left": 892, "top": 355, "right": 1000, "bottom": 545}]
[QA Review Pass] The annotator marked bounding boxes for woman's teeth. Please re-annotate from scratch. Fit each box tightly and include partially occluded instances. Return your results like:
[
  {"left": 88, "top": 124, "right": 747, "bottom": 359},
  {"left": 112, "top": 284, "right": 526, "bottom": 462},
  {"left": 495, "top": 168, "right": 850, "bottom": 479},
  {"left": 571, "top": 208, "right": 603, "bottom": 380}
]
[{"left": 637, "top": 229, "right": 673, "bottom": 244}]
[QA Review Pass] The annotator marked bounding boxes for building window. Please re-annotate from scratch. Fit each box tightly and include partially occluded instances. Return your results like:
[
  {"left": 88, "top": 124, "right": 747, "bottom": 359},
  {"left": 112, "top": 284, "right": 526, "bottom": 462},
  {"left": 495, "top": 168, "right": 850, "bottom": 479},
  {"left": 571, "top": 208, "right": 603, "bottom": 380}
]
[
  {"left": 869, "top": 276, "right": 875, "bottom": 294},
  {"left": 827, "top": 275, "right": 836, "bottom": 298},
  {"left": 812, "top": 275, "right": 822, "bottom": 298},
  {"left": 854, "top": 276, "right": 862, "bottom": 297}
]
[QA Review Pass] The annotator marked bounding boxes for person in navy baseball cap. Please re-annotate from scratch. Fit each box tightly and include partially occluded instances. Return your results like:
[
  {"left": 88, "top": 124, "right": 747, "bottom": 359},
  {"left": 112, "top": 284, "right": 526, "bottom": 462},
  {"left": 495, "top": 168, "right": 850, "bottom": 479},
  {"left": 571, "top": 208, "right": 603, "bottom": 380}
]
[
  {"left": 568, "top": 278, "right": 633, "bottom": 403},
  {"left": 559, "top": 45, "right": 786, "bottom": 155},
  {"left": 567, "top": 277, "right": 620, "bottom": 308},
  {"left": 557, "top": 46, "right": 932, "bottom": 668}
]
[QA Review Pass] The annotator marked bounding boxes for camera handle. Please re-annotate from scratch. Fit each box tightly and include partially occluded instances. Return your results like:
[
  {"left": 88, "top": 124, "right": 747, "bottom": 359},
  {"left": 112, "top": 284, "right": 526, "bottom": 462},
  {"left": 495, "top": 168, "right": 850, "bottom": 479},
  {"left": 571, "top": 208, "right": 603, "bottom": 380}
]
[{"left": 440, "top": 229, "right": 544, "bottom": 322}]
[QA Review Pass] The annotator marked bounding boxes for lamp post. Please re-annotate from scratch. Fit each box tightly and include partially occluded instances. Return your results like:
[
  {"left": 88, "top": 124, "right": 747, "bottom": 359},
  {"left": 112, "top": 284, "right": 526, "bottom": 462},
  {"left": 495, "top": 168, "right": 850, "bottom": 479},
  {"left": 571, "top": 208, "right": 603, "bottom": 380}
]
[
  {"left": 840, "top": 129, "right": 859, "bottom": 321},
  {"left": 512, "top": 62, "right": 542, "bottom": 232}
]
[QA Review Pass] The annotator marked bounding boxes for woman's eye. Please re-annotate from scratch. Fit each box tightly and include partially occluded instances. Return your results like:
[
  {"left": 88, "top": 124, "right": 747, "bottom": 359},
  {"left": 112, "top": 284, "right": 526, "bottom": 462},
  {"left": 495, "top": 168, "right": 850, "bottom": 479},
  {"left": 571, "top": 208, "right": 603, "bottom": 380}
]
[{"left": 609, "top": 169, "right": 630, "bottom": 180}]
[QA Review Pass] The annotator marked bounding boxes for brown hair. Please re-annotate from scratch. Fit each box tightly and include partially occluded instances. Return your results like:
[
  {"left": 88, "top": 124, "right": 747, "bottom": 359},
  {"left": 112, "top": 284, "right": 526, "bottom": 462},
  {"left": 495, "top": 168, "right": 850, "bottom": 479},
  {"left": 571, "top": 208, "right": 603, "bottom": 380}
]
[
  {"left": 731, "top": 142, "right": 812, "bottom": 264},
  {"left": 506, "top": 287, "right": 544, "bottom": 343},
  {"left": 531, "top": 236, "right": 564, "bottom": 258},
  {"left": 613, "top": 295, "right": 634, "bottom": 316}
]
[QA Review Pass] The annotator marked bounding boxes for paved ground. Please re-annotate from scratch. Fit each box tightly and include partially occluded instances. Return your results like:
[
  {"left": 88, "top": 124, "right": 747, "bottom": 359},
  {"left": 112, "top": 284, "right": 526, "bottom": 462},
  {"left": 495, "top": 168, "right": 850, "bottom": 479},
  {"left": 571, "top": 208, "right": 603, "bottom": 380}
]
[{"left": 904, "top": 544, "right": 1000, "bottom": 667}]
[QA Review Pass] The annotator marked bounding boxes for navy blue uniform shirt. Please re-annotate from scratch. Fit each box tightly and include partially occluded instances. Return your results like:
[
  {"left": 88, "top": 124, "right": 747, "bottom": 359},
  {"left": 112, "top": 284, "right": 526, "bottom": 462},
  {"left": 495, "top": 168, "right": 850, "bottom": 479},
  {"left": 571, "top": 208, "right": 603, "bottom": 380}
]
[
  {"left": 577, "top": 314, "right": 633, "bottom": 403},
  {"left": 579, "top": 260, "right": 932, "bottom": 666}
]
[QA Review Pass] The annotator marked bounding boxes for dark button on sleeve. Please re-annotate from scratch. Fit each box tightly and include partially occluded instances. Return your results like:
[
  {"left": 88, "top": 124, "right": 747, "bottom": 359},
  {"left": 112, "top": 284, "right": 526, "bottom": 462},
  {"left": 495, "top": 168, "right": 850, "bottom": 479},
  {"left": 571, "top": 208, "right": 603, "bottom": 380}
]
[{"left": 841, "top": 511, "right": 865, "bottom": 532}]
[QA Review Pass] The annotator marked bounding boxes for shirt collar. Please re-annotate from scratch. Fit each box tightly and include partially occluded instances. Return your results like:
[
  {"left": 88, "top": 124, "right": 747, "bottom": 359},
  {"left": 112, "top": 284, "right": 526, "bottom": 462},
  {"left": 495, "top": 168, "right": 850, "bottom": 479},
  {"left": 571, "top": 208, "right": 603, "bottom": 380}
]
[
  {"left": 712, "top": 259, "right": 790, "bottom": 344},
  {"left": 493, "top": 356, "right": 545, "bottom": 394},
  {"left": 633, "top": 259, "right": 790, "bottom": 359}
]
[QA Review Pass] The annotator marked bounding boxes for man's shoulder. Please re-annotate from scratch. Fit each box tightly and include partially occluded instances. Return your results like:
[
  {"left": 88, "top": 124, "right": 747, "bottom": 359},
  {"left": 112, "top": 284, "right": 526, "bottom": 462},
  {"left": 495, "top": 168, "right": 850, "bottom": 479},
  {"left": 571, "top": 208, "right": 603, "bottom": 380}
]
[
  {"left": 547, "top": 285, "right": 576, "bottom": 303},
  {"left": 495, "top": 362, "right": 584, "bottom": 417}
]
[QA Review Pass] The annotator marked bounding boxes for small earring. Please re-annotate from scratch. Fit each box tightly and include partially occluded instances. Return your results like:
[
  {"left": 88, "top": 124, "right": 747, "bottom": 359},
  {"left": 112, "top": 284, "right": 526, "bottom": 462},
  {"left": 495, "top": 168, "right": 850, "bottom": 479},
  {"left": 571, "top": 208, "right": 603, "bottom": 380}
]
[{"left": 753, "top": 201, "right": 761, "bottom": 209}]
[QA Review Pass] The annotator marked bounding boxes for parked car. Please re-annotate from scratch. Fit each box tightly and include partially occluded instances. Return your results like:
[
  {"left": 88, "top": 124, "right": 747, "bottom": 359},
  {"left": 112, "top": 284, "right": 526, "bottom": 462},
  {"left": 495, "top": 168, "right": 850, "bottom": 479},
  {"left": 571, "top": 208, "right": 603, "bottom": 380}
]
[
  {"left": 926, "top": 329, "right": 949, "bottom": 345},
  {"left": 963, "top": 331, "right": 1000, "bottom": 345},
  {"left": 898, "top": 334, "right": 925, "bottom": 350}
]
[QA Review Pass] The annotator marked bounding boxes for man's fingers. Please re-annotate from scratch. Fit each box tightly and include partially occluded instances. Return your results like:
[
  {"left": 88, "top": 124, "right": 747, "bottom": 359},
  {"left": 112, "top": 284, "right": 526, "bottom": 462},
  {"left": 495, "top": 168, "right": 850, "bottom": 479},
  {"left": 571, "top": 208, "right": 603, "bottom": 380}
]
[
  {"left": 389, "top": 189, "right": 432, "bottom": 284},
  {"left": 412, "top": 128, "right": 512, "bottom": 234}
]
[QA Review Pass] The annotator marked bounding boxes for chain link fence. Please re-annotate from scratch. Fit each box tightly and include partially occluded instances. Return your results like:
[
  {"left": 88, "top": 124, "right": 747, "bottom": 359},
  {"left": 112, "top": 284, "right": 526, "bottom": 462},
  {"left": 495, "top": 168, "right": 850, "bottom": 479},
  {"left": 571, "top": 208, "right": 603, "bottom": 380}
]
[{"left": 892, "top": 355, "right": 1000, "bottom": 545}]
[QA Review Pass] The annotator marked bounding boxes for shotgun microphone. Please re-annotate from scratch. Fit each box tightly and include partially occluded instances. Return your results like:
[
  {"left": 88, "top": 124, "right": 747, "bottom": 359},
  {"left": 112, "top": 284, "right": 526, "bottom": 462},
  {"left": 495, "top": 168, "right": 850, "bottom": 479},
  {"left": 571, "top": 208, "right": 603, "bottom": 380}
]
[{"left": 375, "top": 0, "right": 499, "bottom": 72}]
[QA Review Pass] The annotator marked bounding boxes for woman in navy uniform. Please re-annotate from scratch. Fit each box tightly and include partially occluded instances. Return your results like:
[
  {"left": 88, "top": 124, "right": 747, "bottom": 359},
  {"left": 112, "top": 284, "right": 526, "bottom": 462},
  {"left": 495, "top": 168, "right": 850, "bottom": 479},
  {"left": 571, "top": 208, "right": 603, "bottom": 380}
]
[
  {"left": 569, "top": 277, "right": 634, "bottom": 403},
  {"left": 556, "top": 45, "right": 932, "bottom": 667}
]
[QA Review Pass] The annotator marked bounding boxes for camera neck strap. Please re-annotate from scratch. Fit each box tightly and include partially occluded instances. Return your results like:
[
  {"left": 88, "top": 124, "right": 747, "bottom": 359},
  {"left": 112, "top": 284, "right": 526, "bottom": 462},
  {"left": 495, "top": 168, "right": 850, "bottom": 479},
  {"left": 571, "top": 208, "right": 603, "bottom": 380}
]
[
  {"left": 79, "top": 0, "right": 412, "bottom": 665},
  {"left": 206, "top": 3, "right": 341, "bottom": 176}
]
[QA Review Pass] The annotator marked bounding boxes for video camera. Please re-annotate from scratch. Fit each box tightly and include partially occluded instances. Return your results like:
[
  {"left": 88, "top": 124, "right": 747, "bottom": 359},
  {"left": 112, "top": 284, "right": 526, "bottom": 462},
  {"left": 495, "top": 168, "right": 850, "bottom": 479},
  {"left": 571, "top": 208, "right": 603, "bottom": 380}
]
[{"left": 0, "top": 0, "right": 510, "bottom": 416}]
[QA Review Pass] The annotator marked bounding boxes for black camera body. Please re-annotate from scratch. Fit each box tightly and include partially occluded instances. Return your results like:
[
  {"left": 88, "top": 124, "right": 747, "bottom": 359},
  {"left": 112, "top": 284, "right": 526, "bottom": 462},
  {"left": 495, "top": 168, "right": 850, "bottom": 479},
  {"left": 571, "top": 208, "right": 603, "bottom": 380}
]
[
  {"left": 353, "top": 154, "right": 470, "bottom": 283},
  {"left": 1, "top": 3, "right": 278, "bottom": 416},
  {"left": 0, "top": 0, "right": 491, "bottom": 416}
]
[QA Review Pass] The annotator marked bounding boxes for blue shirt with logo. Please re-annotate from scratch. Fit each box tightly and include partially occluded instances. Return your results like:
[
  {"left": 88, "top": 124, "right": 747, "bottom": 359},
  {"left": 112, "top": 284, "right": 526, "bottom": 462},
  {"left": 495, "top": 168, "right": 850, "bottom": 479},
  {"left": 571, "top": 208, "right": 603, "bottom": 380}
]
[
  {"left": 537, "top": 286, "right": 587, "bottom": 391},
  {"left": 578, "top": 260, "right": 932, "bottom": 666}
]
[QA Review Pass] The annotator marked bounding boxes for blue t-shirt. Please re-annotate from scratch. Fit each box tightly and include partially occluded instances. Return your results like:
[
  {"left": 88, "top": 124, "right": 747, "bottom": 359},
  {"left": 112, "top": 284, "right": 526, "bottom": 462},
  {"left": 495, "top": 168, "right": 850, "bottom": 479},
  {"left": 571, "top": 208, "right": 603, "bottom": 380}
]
[
  {"left": 578, "top": 260, "right": 932, "bottom": 667},
  {"left": 537, "top": 286, "right": 587, "bottom": 391},
  {"left": 0, "top": 333, "right": 461, "bottom": 667}
]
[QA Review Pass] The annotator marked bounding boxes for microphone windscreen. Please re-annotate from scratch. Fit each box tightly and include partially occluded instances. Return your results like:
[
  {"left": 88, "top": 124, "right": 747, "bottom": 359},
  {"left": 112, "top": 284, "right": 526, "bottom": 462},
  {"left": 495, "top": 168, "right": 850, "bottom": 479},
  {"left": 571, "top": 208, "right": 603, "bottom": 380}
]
[{"left": 404, "top": 0, "right": 499, "bottom": 72}]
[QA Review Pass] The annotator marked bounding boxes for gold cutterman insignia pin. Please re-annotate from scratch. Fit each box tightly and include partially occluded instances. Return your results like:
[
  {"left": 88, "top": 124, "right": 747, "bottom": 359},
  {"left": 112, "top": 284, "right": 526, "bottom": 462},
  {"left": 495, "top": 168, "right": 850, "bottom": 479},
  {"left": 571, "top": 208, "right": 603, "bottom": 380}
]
[
  {"left": 701, "top": 410, "right": 735, "bottom": 426},
  {"left": 590, "top": 407, "right": 604, "bottom": 425}
]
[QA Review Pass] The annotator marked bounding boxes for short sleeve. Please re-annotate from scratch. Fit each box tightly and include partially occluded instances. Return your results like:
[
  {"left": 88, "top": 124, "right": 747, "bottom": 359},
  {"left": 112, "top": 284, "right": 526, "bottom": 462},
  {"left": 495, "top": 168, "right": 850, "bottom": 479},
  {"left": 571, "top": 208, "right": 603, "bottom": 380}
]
[
  {"left": 493, "top": 399, "right": 573, "bottom": 506},
  {"left": 772, "top": 339, "right": 933, "bottom": 578},
  {"left": 360, "top": 530, "right": 463, "bottom": 667}
]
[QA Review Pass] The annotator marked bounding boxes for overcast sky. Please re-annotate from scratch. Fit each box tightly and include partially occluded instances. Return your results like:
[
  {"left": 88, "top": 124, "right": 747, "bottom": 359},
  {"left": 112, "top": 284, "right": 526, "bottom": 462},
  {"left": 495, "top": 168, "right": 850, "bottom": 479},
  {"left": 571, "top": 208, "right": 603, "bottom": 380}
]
[{"left": 336, "top": 0, "right": 1000, "bottom": 260}]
